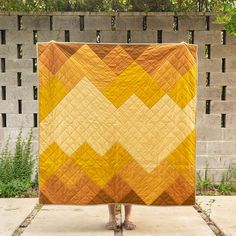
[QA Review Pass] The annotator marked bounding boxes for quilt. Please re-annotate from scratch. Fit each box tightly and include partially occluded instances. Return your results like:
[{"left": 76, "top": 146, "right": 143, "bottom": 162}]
[{"left": 37, "top": 42, "right": 197, "bottom": 205}]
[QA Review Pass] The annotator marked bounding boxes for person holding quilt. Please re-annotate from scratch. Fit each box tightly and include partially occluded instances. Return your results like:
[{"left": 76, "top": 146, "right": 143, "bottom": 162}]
[{"left": 106, "top": 204, "right": 136, "bottom": 230}]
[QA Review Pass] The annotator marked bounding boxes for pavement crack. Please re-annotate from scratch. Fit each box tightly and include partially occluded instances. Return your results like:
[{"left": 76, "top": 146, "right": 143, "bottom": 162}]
[
  {"left": 114, "top": 205, "right": 123, "bottom": 236},
  {"left": 193, "top": 203, "right": 226, "bottom": 236},
  {"left": 12, "top": 203, "right": 42, "bottom": 236}
]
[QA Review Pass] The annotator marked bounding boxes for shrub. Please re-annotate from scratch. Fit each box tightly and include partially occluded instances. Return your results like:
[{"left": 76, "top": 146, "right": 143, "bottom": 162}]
[
  {"left": 197, "top": 162, "right": 216, "bottom": 195},
  {"left": 218, "top": 163, "right": 236, "bottom": 195},
  {"left": 0, "top": 179, "right": 31, "bottom": 197},
  {"left": 0, "top": 128, "right": 37, "bottom": 197},
  {"left": 197, "top": 162, "right": 236, "bottom": 195}
]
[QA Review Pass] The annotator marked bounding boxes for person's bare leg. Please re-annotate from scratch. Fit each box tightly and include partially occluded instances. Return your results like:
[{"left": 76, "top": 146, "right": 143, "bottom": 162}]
[
  {"left": 123, "top": 204, "right": 136, "bottom": 230},
  {"left": 106, "top": 204, "right": 118, "bottom": 230},
  {"left": 124, "top": 204, "right": 132, "bottom": 221},
  {"left": 108, "top": 204, "right": 116, "bottom": 221}
]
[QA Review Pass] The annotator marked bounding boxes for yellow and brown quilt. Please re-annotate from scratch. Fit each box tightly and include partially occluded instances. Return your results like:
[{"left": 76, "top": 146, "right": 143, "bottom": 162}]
[{"left": 37, "top": 42, "right": 197, "bottom": 205}]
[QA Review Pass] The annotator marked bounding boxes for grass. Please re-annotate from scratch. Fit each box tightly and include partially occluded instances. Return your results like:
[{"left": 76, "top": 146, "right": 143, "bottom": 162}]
[{"left": 197, "top": 162, "right": 236, "bottom": 196}]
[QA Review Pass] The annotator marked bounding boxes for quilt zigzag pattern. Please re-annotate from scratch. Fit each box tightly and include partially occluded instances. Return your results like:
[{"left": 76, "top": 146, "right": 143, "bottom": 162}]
[{"left": 37, "top": 42, "right": 197, "bottom": 205}]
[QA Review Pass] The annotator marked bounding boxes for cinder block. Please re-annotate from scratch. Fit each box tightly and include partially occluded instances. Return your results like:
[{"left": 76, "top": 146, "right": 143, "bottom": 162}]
[
  {"left": 84, "top": 15, "right": 111, "bottom": 30},
  {"left": 197, "top": 155, "right": 236, "bottom": 169},
  {"left": 32, "top": 140, "right": 39, "bottom": 155},
  {"left": 131, "top": 30, "right": 156, "bottom": 43},
  {"left": 4, "top": 44, "right": 36, "bottom": 59},
  {"left": 7, "top": 86, "right": 33, "bottom": 100},
  {"left": 196, "top": 44, "right": 205, "bottom": 59},
  {"left": 70, "top": 31, "right": 96, "bottom": 43},
  {"left": 211, "top": 45, "right": 236, "bottom": 58},
  {"left": 31, "top": 127, "right": 38, "bottom": 140},
  {"left": 0, "top": 127, "right": 37, "bottom": 153},
  {"left": 6, "top": 114, "right": 34, "bottom": 128},
  {"left": 2, "top": 127, "right": 35, "bottom": 141},
  {"left": 227, "top": 34, "right": 236, "bottom": 44},
  {"left": 194, "top": 31, "right": 221, "bottom": 44},
  {"left": 211, "top": 101, "right": 236, "bottom": 113},
  {"left": 222, "top": 128, "right": 236, "bottom": 141},
  {"left": 23, "top": 16, "right": 50, "bottom": 30},
  {"left": 226, "top": 86, "right": 236, "bottom": 100},
  {"left": 198, "top": 59, "right": 222, "bottom": 72},
  {"left": 0, "top": 129, "right": 3, "bottom": 142},
  {"left": 7, "top": 30, "right": 34, "bottom": 44},
  {"left": 197, "top": 156, "right": 209, "bottom": 169},
  {"left": 0, "top": 100, "right": 17, "bottom": 113},
  {"left": 0, "top": 72, "right": 37, "bottom": 86},
  {"left": 0, "top": 72, "right": 17, "bottom": 86},
  {"left": 53, "top": 16, "right": 80, "bottom": 30},
  {"left": 0, "top": 43, "right": 17, "bottom": 57},
  {"left": 207, "top": 141, "right": 236, "bottom": 155},
  {"left": 0, "top": 15, "right": 17, "bottom": 29},
  {"left": 0, "top": 45, "right": 11, "bottom": 57},
  {"left": 196, "top": 141, "right": 207, "bottom": 155},
  {"left": 227, "top": 58, "right": 236, "bottom": 72},
  {"left": 12, "top": 127, "right": 37, "bottom": 142},
  {"left": 197, "top": 87, "right": 221, "bottom": 100},
  {"left": 196, "top": 114, "right": 221, "bottom": 128},
  {"left": 162, "top": 31, "right": 188, "bottom": 43},
  {"left": 5, "top": 59, "right": 34, "bottom": 73},
  {"left": 197, "top": 168, "right": 233, "bottom": 183},
  {"left": 210, "top": 72, "right": 236, "bottom": 86},
  {"left": 22, "top": 73, "right": 38, "bottom": 85},
  {"left": 197, "top": 127, "right": 222, "bottom": 141},
  {"left": 100, "top": 31, "right": 127, "bottom": 43},
  {"left": 197, "top": 72, "right": 206, "bottom": 87},
  {"left": 178, "top": 15, "right": 206, "bottom": 30},
  {"left": 37, "top": 30, "right": 65, "bottom": 42},
  {"left": 116, "top": 16, "right": 142, "bottom": 30},
  {"left": 196, "top": 100, "right": 206, "bottom": 114},
  {"left": 22, "top": 101, "right": 38, "bottom": 114},
  {"left": 23, "top": 45, "right": 37, "bottom": 58},
  {"left": 225, "top": 114, "right": 236, "bottom": 127},
  {"left": 147, "top": 16, "right": 173, "bottom": 30}
]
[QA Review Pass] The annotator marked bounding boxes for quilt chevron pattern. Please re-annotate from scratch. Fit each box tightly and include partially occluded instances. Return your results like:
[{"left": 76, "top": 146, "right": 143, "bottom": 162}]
[{"left": 37, "top": 42, "right": 198, "bottom": 205}]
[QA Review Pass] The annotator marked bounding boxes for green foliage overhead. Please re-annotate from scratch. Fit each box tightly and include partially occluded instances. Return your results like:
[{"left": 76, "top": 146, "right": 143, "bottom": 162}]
[
  {"left": 0, "top": 0, "right": 234, "bottom": 12},
  {"left": 213, "top": 0, "right": 236, "bottom": 36},
  {"left": 0, "top": 1, "right": 235, "bottom": 35}
]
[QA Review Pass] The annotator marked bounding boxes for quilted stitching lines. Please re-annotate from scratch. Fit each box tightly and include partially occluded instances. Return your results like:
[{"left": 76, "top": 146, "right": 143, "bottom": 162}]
[{"left": 38, "top": 43, "right": 197, "bottom": 205}]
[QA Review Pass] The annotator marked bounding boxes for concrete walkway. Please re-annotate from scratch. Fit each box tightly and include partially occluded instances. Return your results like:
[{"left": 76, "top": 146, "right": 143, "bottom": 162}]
[
  {"left": 0, "top": 198, "right": 38, "bottom": 236},
  {"left": 1, "top": 197, "right": 236, "bottom": 235},
  {"left": 22, "top": 205, "right": 113, "bottom": 236},
  {"left": 198, "top": 196, "right": 236, "bottom": 236},
  {"left": 121, "top": 205, "right": 215, "bottom": 236}
]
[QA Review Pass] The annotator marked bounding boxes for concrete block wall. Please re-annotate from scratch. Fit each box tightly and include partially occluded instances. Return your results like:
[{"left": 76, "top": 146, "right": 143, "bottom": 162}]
[{"left": 0, "top": 12, "right": 236, "bottom": 182}]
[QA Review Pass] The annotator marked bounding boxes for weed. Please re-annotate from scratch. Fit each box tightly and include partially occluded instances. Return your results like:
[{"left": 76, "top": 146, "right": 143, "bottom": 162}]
[{"left": 0, "top": 128, "right": 37, "bottom": 197}]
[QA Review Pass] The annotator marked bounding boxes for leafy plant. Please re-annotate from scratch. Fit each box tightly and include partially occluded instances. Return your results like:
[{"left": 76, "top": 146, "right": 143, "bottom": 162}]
[
  {"left": 197, "top": 162, "right": 215, "bottom": 194},
  {"left": 197, "top": 162, "right": 236, "bottom": 196},
  {"left": 0, "top": 127, "right": 37, "bottom": 197},
  {"left": 205, "top": 198, "right": 216, "bottom": 219},
  {"left": 218, "top": 182, "right": 233, "bottom": 195},
  {"left": 0, "top": 136, "right": 14, "bottom": 183},
  {"left": 0, "top": 179, "right": 31, "bottom": 197},
  {"left": 12, "top": 128, "right": 34, "bottom": 182},
  {"left": 218, "top": 163, "right": 236, "bottom": 195},
  {"left": 213, "top": 0, "right": 236, "bottom": 36}
]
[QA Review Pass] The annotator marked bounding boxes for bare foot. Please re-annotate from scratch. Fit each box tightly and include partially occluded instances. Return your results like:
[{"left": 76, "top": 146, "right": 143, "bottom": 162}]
[
  {"left": 123, "top": 220, "right": 136, "bottom": 230},
  {"left": 105, "top": 219, "right": 119, "bottom": 231}
]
